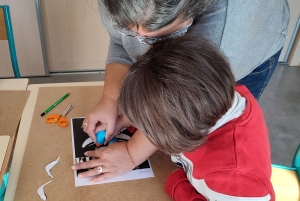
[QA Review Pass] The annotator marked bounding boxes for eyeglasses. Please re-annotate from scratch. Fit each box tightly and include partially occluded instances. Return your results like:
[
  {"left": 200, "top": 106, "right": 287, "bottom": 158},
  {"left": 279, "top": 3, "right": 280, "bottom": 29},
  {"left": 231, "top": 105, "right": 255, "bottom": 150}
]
[{"left": 111, "top": 20, "right": 193, "bottom": 46}]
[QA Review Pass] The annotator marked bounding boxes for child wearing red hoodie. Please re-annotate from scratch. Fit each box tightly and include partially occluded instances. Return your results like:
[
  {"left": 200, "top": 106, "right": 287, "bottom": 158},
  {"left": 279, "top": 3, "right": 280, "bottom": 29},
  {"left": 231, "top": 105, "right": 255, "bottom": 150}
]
[{"left": 119, "top": 34, "right": 275, "bottom": 201}]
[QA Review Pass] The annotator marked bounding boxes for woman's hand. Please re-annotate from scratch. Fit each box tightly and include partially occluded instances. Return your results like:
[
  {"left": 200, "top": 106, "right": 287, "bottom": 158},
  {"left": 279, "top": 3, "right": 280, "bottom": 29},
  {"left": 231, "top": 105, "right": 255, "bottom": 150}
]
[
  {"left": 83, "top": 62, "right": 130, "bottom": 142},
  {"left": 72, "top": 142, "right": 135, "bottom": 183},
  {"left": 82, "top": 95, "right": 119, "bottom": 143},
  {"left": 72, "top": 130, "right": 158, "bottom": 183}
]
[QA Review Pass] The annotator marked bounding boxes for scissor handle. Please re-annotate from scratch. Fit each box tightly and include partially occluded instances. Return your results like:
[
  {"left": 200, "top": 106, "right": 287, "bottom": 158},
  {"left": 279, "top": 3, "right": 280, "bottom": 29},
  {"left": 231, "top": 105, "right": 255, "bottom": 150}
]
[
  {"left": 46, "top": 114, "right": 60, "bottom": 124},
  {"left": 58, "top": 115, "right": 69, "bottom": 127}
]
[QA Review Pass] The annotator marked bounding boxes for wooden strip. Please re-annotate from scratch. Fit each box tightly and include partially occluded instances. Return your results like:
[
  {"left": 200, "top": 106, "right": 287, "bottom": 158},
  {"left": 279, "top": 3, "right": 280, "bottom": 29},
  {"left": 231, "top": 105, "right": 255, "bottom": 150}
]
[
  {"left": 0, "top": 136, "right": 10, "bottom": 172},
  {"left": 0, "top": 135, "right": 10, "bottom": 185},
  {"left": 0, "top": 90, "right": 29, "bottom": 185}
]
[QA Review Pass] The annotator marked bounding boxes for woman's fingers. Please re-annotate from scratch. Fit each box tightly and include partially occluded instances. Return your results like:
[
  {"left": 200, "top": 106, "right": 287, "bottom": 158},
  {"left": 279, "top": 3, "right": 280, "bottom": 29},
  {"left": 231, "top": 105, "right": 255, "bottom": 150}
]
[
  {"left": 84, "top": 149, "right": 104, "bottom": 158},
  {"left": 72, "top": 157, "right": 99, "bottom": 170},
  {"left": 105, "top": 120, "right": 115, "bottom": 140},
  {"left": 72, "top": 149, "right": 104, "bottom": 170},
  {"left": 77, "top": 165, "right": 106, "bottom": 178},
  {"left": 72, "top": 142, "right": 136, "bottom": 183},
  {"left": 82, "top": 98, "right": 119, "bottom": 143},
  {"left": 104, "top": 115, "right": 131, "bottom": 144},
  {"left": 90, "top": 172, "right": 117, "bottom": 183},
  {"left": 82, "top": 115, "right": 98, "bottom": 142},
  {"left": 94, "top": 123, "right": 107, "bottom": 134}
]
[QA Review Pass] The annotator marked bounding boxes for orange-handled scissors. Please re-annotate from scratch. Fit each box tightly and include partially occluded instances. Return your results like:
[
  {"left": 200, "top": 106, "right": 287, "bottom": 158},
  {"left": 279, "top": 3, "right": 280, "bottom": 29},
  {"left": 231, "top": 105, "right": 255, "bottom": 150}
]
[{"left": 46, "top": 105, "right": 74, "bottom": 127}]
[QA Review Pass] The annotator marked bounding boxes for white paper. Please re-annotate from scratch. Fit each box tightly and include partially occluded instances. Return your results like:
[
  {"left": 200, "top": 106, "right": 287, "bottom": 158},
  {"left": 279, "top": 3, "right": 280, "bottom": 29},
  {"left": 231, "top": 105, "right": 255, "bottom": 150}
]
[
  {"left": 71, "top": 117, "right": 154, "bottom": 187},
  {"left": 37, "top": 180, "right": 52, "bottom": 201},
  {"left": 45, "top": 157, "right": 60, "bottom": 178}
]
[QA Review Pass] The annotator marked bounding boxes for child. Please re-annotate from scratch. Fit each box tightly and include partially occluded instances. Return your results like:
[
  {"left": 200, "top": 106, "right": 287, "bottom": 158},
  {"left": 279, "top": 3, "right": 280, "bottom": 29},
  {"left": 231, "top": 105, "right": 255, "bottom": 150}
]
[{"left": 119, "top": 34, "right": 275, "bottom": 200}]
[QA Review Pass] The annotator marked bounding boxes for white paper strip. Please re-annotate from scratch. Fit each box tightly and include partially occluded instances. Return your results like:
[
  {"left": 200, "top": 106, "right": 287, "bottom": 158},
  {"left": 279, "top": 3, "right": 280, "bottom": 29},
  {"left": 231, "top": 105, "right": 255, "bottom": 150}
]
[
  {"left": 37, "top": 180, "right": 52, "bottom": 201},
  {"left": 45, "top": 157, "right": 60, "bottom": 178}
]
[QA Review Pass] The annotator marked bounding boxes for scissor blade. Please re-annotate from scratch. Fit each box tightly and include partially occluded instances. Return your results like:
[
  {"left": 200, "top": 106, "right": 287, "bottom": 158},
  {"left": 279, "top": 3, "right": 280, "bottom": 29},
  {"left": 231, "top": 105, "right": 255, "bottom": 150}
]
[{"left": 62, "top": 105, "right": 74, "bottom": 116}]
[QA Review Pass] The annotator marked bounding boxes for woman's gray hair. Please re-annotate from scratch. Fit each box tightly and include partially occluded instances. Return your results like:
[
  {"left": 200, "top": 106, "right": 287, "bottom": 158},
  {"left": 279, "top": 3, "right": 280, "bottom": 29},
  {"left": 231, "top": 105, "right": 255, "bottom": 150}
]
[{"left": 101, "top": 0, "right": 214, "bottom": 31}]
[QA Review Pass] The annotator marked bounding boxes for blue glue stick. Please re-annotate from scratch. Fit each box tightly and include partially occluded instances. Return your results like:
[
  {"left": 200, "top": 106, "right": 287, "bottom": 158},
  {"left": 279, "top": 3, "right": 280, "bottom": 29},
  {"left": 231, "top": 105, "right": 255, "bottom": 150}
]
[{"left": 95, "top": 130, "right": 117, "bottom": 146}]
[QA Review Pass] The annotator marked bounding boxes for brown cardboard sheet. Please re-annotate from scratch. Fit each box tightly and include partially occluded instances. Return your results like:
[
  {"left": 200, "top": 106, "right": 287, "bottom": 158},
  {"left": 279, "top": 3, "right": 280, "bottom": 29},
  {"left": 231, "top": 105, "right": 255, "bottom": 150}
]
[
  {"left": 15, "top": 86, "right": 176, "bottom": 201},
  {"left": 0, "top": 90, "right": 30, "bottom": 184}
]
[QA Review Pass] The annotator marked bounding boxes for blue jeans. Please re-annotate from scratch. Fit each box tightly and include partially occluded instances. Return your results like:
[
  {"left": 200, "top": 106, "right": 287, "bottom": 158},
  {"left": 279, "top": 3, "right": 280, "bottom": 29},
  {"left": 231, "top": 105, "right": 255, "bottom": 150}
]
[{"left": 236, "top": 49, "right": 282, "bottom": 100}]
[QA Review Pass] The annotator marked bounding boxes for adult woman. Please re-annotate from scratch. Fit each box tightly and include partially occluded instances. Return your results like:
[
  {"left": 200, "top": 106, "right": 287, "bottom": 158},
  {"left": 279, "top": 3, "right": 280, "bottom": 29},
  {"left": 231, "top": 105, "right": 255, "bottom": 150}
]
[{"left": 72, "top": 0, "right": 289, "bottom": 183}]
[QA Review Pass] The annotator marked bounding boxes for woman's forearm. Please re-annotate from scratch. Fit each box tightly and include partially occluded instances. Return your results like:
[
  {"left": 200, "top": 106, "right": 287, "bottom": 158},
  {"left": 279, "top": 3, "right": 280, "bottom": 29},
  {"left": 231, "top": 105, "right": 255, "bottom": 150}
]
[
  {"left": 103, "top": 63, "right": 158, "bottom": 164},
  {"left": 127, "top": 130, "right": 158, "bottom": 166},
  {"left": 103, "top": 63, "right": 130, "bottom": 100}
]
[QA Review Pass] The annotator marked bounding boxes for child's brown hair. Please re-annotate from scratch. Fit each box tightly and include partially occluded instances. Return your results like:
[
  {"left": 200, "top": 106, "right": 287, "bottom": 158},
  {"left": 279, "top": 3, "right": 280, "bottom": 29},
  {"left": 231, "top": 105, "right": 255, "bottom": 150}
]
[{"left": 119, "top": 34, "right": 235, "bottom": 155}]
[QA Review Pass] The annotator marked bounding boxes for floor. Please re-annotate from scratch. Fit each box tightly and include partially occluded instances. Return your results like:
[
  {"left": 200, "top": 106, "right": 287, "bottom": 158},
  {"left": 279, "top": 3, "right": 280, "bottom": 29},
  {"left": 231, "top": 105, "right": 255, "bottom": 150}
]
[
  {"left": 259, "top": 64, "right": 300, "bottom": 166},
  {"left": 29, "top": 64, "right": 300, "bottom": 167}
]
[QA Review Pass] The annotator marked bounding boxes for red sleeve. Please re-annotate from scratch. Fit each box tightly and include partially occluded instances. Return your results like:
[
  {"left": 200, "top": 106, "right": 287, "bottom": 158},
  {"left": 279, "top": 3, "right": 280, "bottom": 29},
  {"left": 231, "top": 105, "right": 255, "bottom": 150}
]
[{"left": 165, "top": 169, "right": 207, "bottom": 201}]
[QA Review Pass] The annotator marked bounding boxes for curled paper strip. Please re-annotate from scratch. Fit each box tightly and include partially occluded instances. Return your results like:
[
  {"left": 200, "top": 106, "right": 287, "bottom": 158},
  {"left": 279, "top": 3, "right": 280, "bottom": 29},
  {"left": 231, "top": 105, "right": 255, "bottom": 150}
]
[
  {"left": 82, "top": 138, "right": 94, "bottom": 148},
  {"left": 37, "top": 180, "right": 52, "bottom": 201},
  {"left": 45, "top": 157, "right": 60, "bottom": 178}
]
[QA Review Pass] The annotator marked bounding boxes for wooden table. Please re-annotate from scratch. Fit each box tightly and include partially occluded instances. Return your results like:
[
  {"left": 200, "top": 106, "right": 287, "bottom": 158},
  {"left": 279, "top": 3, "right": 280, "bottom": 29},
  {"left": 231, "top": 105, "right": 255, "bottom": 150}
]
[{"left": 5, "top": 82, "right": 176, "bottom": 201}]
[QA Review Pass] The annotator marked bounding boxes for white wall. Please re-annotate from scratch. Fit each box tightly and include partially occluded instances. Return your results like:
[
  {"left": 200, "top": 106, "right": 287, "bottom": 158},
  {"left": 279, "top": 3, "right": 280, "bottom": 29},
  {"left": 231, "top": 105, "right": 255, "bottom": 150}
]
[
  {"left": 0, "top": 0, "right": 46, "bottom": 77},
  {"left": 41, "top": 0, "right": 109, "bottom": 72}
]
